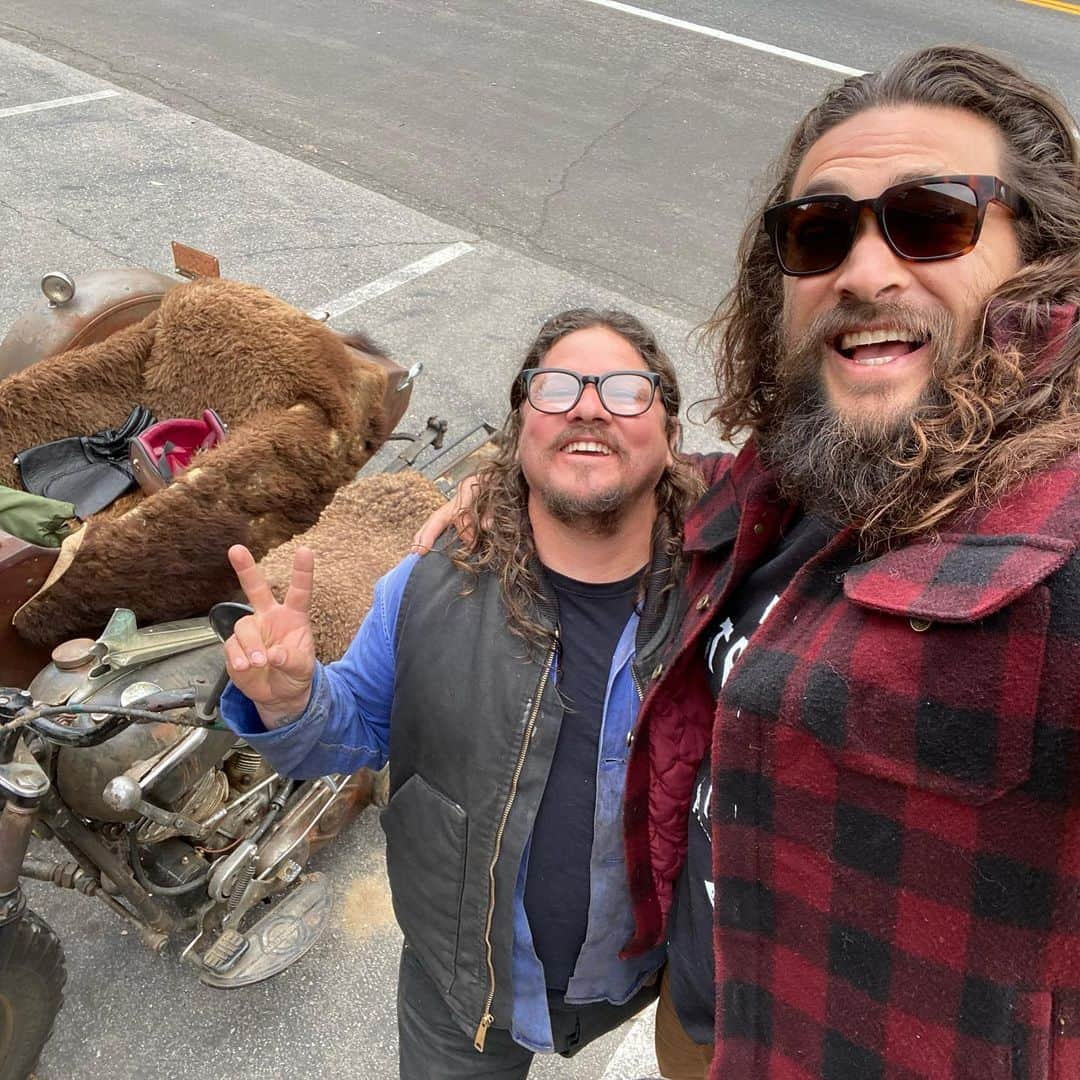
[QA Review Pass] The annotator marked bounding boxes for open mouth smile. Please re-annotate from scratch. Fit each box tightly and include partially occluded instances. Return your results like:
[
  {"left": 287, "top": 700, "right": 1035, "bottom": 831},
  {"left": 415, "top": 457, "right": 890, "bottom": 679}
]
[
  {"left": 560, "top": 440, "right": 613, "bottom": 456},
  {"left": 833, "top": 326, "right": 929, "bottom": 367}
]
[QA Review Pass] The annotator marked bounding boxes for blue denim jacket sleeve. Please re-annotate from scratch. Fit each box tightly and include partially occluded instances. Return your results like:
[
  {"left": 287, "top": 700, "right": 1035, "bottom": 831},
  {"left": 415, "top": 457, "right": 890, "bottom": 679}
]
[{"left": 218, "top": 554, "right": 418, "bottom": 778}]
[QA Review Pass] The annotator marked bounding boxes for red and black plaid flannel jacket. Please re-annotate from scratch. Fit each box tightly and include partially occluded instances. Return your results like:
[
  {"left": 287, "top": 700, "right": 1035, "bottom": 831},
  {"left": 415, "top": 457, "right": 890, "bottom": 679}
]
[{"left": 623, "top": 442, "right": 1080, "bottom": 1079}]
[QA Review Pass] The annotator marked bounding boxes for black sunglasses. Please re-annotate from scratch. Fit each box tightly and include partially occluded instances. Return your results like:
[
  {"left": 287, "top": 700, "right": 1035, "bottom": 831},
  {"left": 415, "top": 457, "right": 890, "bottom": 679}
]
[
  {"left": 517, "top": 368, "right": 662, "bottom": 417},
  {"left": 763, "top": 175, "right": 1025, "bottom": 276}
]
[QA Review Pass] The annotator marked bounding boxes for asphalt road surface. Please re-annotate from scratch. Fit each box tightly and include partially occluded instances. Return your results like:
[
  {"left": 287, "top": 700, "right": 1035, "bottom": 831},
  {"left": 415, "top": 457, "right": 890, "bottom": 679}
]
[{"left": 2, "top": 2, "right": 1078, "bottom": 1078}]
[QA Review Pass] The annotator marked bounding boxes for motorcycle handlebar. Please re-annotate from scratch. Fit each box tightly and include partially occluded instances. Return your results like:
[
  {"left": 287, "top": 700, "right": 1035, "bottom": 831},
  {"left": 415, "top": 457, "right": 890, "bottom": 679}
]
[{"left": 7, "top": 694, "right": 223, "bottom": 748}]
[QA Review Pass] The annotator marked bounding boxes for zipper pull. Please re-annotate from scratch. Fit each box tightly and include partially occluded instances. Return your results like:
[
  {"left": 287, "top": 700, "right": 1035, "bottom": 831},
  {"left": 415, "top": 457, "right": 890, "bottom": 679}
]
[{"left": 474, "top": 1013, "right": 494, "bottom": 1052}]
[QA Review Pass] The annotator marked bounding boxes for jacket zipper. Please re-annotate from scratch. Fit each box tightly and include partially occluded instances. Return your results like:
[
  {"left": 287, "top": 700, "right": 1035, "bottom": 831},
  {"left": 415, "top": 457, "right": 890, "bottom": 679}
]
[{"left": 474, "top": 630, "right": 559, "bottom": 1052}]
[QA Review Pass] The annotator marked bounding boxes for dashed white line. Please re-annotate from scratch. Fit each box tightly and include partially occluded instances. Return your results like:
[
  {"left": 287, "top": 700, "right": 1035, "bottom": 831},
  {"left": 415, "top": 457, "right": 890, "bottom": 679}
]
[
  {"left": 0, "top": 89, "right": 121, "bottom": 119},
  {"left": 311, "top": 242, "right": 476, "bottom": 320},
  {"left": 578, "top": 0, "right": 867, "bottom": 76}
]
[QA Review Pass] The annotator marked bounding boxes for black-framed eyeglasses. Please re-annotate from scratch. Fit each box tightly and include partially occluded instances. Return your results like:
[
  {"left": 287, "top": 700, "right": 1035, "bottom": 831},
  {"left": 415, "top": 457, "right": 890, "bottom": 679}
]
[
  {"left": 762, "top": 174, "right": 1026, "bottom": 277},
  {"left": 518, "top": 368, "right": 662, "bottom": 417}
]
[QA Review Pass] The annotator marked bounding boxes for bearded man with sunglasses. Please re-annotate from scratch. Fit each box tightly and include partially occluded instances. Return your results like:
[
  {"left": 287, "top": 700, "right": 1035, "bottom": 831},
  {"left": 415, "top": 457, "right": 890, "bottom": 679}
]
[
  {"left": 613, "top": 44, "right": 1080, "bottom": 1080},
  {"left": 217, "top": 308, "right": 704, "bottom": 1077}
]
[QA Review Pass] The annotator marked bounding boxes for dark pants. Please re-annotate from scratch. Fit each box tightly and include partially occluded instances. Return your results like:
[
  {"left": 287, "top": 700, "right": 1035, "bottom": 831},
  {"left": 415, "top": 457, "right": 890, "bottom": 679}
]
[{"left": 397, "top": 944, "right": 659, "bottom": 1079}]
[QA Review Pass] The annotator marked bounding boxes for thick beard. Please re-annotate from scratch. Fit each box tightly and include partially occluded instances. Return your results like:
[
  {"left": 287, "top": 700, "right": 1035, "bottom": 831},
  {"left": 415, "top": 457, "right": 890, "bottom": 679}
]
[
  {"left": 760, "top": 300, "right": 957, "bottom": 529},
  {"left": 538, "top": 483, "right": 630, "bottom": 537}
]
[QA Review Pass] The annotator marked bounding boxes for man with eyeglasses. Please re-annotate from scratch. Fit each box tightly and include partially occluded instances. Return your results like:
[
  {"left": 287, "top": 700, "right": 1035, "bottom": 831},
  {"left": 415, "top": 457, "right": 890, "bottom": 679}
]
[
  {"left": 420, "top": 40, "right": 1080, "bottom": 1080},
  {"left": 216, "top": 308, "right": 704, "bottom": 1076},
  {"left": 621, "top": 44, "right": 1080, "bottom": 1080}
]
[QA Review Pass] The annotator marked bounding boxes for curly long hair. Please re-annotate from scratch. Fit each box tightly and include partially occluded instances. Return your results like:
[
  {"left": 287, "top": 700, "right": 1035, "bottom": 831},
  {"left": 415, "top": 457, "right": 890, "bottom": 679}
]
[
  {"left": 450, "top": 308, "right": 704, "bottom": 646},
  {"left": 702, "top": 44, "right": 1080, "bottom": 546}
]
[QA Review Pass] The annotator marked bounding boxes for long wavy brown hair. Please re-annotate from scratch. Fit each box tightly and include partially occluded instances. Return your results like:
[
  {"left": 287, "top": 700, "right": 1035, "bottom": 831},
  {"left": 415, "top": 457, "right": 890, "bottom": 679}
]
[
  {"left": 450, "top": 308, "right": 704, "bottom": 646},
  {"left": 702, "top": 44, "right": 1080, "bottom": 547}
]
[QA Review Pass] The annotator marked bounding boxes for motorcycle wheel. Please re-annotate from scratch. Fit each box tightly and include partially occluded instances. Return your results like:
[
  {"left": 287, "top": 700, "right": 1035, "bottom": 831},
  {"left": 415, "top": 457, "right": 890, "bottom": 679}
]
[{"left": 0, "top": 908, "right": 66, "bottom": 1080}]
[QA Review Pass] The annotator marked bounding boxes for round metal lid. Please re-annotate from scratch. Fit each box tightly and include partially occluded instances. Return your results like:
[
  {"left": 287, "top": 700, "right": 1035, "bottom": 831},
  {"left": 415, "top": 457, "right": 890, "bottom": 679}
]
[{"left": 51, "top": 637, "right": 97, "bottom": 670}]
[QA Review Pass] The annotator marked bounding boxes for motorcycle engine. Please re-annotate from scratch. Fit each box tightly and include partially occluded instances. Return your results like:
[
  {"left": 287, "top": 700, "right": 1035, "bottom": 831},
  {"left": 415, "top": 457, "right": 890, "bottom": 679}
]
[{"left": 31, "top": 629, "right": 239, "bottom": 824}]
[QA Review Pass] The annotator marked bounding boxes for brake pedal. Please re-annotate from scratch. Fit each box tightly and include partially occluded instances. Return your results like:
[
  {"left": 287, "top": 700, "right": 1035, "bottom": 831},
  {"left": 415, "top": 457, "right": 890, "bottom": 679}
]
[{"left": 201, "top": 928, "right": 249, "bottom": 973}]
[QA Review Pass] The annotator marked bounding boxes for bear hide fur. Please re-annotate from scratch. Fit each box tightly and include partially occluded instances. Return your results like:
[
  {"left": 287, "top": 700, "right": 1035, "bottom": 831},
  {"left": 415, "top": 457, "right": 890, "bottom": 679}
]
[{"left": 1, "top": 277, "right": 390, "bottom": 646}]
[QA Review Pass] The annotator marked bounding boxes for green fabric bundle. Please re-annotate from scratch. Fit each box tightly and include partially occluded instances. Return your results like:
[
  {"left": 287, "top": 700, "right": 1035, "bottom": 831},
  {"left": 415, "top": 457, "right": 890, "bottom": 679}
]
[{"left": 0, "top": 485, "right": 77, "bottom": 548}]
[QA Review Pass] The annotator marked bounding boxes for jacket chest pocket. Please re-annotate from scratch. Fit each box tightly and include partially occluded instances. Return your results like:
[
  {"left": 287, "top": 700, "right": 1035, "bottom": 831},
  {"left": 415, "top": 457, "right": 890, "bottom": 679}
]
[
  {"left": 723, "top": 532, "right": 1071, "bottom": 805},
  {"left": 788, "top": 585, "right": 1051, "bottom": 804}
]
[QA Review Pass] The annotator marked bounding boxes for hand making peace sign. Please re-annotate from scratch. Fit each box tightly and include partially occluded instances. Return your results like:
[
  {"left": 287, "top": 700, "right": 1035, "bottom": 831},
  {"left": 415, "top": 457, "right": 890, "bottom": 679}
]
[{"left": 224, "top": 544, "right": 318, "bottom": 724}]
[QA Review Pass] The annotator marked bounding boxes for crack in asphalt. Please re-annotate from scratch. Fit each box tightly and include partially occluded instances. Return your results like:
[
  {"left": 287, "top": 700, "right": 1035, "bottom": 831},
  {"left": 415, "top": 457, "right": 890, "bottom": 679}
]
[
  {"left": 0, "top": 195, "right": 129, "bottom": 261},
  {"left": 531, "top": 70, "right": 678, "bottom": 246},
  {"left": 0, "top": 22, "right": 697, "bottom": 317}
]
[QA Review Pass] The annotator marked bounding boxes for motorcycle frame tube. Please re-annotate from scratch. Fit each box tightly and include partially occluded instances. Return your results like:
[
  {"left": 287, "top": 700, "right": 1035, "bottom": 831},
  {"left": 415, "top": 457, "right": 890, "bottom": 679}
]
[
  {"left": 39, "top": 787, "right": 174, "bottom": 933},
  {"left": 0, "top": 738, "right": 49, "bottom": 923},
  {"left": 0, "top": 803, "right": 38, "bottom": 902}
]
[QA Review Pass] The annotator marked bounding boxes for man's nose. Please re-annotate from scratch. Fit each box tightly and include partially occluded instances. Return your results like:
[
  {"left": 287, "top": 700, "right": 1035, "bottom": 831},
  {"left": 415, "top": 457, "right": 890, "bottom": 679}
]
[
  {"left": 831, "top": 207, "right": 913, "bottom": 302},
  {"left": 567, "top": 380, "right": 611, "bottom": 422}
]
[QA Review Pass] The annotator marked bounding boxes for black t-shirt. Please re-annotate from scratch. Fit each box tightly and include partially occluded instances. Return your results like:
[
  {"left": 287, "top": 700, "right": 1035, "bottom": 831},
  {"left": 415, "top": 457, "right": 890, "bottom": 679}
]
[
  {"left": 524, "top": 566, "right": 642, "bottom": 993},
  {"left": 667, "top": 514, "right": 835, "bottom": 1043}
]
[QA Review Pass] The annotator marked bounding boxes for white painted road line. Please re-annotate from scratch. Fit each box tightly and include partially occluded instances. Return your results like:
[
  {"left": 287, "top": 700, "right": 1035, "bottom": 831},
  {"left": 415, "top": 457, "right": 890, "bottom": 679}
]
[
  {"left": 578, "top": 0, "right": 867, "bottom": 77},
  {"left": 311, "top": 241, "right": 476, "bottom": 321},
  {"left": 0, "top": 88, "right": 121, "bottom": 119}
]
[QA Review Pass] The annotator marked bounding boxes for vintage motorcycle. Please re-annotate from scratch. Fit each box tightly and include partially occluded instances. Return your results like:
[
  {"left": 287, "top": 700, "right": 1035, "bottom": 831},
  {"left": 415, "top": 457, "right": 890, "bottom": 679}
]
[
  {"left": 0, "top": 251, "right": 496, "bottom": 1079},
  {"left": 0, "top": 599, "right": 373, "bottom": 1076}
]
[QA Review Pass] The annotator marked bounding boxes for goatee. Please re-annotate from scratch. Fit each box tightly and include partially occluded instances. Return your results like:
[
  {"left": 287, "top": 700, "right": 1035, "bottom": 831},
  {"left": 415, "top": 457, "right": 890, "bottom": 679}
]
[{"left": 539, "top": 484, "right": 628, "bottom": 536}]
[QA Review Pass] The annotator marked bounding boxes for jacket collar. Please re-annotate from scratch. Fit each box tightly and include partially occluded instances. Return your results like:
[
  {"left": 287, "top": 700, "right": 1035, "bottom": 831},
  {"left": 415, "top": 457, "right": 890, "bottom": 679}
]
[
  {"left": 684, "top": 441, "right": 778, "bottom": 554},
  {"left": 682, "top": 439, "right": 1080, "bottom": 623}
]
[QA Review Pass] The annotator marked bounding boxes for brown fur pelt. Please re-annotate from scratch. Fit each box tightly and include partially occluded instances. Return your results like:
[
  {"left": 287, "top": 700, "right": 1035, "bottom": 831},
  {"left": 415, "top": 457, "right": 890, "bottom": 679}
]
[
  {"left": 6, "top": 278, "right": 392, "bottom": 646},
  {"left": 257, "top": 471, "right": 447, "bottom": 661}
]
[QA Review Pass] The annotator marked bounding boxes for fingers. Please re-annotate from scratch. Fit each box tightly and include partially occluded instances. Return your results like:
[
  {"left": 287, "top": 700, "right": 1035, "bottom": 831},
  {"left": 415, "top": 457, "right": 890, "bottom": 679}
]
[
  {"left": 226, "top": 613, "right": 270, "bottom": 672},
  {"left": 228, "top": 544, "right": 278, "bottom": 615},
  {"left": 411, "top": 500, "right": 456, "bottom": 554},
  {"left": 411, "top": 473, "right": 484, "bottom": 552},
  {"left": 224, "top": 635, "right": 251, "bottom": 674},
  {"left": 283, "top": 546, "right": 315, "bottom": 614}
]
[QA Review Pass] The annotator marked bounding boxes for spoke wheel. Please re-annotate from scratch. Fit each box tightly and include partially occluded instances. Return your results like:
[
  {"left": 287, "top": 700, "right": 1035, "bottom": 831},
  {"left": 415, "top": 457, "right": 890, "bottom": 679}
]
[{"left": 0, "top": 908, "right": 66, "bottom": 1080}]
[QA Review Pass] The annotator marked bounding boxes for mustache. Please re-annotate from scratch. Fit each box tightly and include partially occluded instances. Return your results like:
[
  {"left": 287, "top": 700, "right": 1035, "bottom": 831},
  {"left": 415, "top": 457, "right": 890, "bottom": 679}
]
[
  {"left": 781, "top": 299, "right": 956, "bottom": 371},
  {"left": 549, "top": 424, "right": 624, "bottom": 455}
]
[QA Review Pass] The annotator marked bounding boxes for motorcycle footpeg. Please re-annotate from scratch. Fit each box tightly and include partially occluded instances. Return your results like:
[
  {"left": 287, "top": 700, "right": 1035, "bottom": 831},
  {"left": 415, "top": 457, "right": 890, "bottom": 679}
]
[
  {"left": 201, "top": 927, "right": 249, "bottom": 974},
  {"left": 198, "top": 871, "right": 331, "bottom": 988}
]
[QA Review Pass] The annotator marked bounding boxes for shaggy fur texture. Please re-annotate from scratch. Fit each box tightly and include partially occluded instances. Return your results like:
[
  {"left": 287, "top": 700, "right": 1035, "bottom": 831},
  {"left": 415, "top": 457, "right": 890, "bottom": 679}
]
[
  {"left": 258, "top": 471, "right": 446, "bottom": 661},
  {"left": 3, "top": 278, "right": 391, "bottom": 645}
]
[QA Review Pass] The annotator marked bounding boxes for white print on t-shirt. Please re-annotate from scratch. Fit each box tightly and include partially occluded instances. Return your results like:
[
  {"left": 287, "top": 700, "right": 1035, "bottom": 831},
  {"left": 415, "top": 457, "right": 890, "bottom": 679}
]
[
  {"left": 705, "top": 594, "right": 781, "bottom": 688},
  {"left": 695, "top": 592, "right": 782, "bottom": 909}
]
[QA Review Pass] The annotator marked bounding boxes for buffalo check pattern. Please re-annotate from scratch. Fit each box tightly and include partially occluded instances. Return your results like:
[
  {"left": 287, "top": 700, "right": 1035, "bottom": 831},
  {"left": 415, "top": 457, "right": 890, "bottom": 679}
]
[{"left": 623, "top": 443, "right": 1080, "bottom": 1079}]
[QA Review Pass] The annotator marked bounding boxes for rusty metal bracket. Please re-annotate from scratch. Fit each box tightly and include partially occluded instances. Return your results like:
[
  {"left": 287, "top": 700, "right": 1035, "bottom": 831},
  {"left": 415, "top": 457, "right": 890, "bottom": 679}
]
[{"left": 171, "top": 241, "right": 221, "bottom": 280}]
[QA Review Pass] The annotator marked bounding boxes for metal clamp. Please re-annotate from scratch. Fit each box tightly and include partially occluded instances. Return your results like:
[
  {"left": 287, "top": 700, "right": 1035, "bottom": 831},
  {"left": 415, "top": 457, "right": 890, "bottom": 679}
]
[{"left": 0, "top": 759, "right": 50, "bottom": 803}]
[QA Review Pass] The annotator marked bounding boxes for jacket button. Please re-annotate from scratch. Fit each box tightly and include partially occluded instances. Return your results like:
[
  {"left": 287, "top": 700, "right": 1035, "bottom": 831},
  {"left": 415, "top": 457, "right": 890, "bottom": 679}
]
[
  {"left": 695, "top": 594, "right": 710, "bottom": 611},
  {"left": 909, "top": 617, "right": 932, "bottom": 632},
  {"left": 651, "top": 663, "right": 664, "bottom": 680},
  {"left": 753, "top": 523, "right": 765, "bottom": 535}
]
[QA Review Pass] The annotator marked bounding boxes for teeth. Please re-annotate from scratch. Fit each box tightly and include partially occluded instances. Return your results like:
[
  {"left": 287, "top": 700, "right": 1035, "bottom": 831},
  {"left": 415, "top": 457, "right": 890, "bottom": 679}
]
[
  {"left": 839, "top": 327, "right": 922, "bottom": 350},
  {"left": 564, "top": 441, "right": 611, "bottom": 455},
  {"left": 853, "top": 355, "right": 894, "bottom": 366}
]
